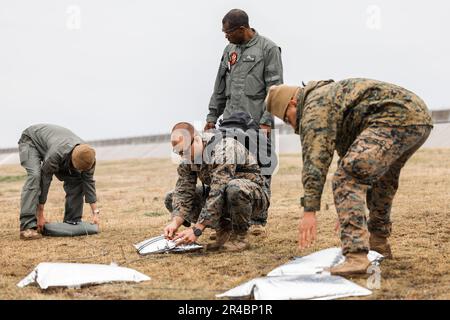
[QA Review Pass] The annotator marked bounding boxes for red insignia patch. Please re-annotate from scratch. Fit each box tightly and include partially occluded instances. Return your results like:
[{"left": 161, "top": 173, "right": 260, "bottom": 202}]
[{"left": 229, "top": 52, "right": 238, "bottom": 66}]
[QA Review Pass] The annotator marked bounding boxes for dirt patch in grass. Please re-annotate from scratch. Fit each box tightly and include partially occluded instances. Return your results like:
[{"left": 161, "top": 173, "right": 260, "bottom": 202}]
[{"left": 0, "top": 149, "right": 448, "bottom": 299}]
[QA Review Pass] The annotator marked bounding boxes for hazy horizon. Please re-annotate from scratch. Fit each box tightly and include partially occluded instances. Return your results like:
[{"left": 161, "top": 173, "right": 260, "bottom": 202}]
[{"left": 1, "top": 0, "right": 449, "bottom": 148}]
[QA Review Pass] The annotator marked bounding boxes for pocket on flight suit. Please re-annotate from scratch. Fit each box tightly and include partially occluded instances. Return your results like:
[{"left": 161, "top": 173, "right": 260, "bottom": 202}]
[
  {"left": 243, "top": 55, "right": 265, "bottom": 99},
  {"left": 18, "top": 143, "right": 29, "bottom": 166},
  {"left": 225, "top": 72, "right": 231, "bottom": 98},
  {"left": 215, "top": 64, "right": 228, "bottom": 95}
]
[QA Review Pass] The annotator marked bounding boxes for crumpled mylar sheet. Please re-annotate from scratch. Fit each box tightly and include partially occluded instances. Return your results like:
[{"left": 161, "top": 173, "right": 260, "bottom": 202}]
[
  {"left": 134, "top": 235, "right": 203, "bottom": 255},
  {"left": 17, "top": 262, "right": 150, "bottom": 289},
  {"left": 217, "top": 247, "right": 384, "bottom": 300}
]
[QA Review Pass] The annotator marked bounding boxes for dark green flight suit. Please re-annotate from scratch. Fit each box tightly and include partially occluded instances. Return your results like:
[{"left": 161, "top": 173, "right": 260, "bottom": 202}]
[
  {"left": 207, "top": 30, "right": 283, "bottom": 226},
  {"left": 207, "top": 30, "right": 283, "bottom": 126},
  {"left": 18, "top": 124, "right": 96, "bottom": 230}
]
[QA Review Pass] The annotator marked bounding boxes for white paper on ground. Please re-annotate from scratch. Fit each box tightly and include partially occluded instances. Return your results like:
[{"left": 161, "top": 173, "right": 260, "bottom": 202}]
[
  {"left": 267, "top": 247, "right": 384, "bottom": 276},
  {"left": 217, "top": 274, "right": 372, "bottom": 300},
  {"left": 217, "top": 247, "right": 383, "bottom": 300},
  {"left": 134, "top": 235, "right": 203, "bottom": 255},
  {"left": 17, "top": 262, "right": 151, "bottom": 289}
]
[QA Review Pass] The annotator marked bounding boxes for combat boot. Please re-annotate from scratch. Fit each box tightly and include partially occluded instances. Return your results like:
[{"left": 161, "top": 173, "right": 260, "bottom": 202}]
[
  {"left": 370, "top": 233, "right": 393, "bottom": 259},
  {"left": 329, "top": 252, "right": 371, "bottom": 277},
  {"left": 222, "top": 230, "right": 250, "bottom": 252},
  {"left": 20, "top": 228, "right": 42, "bottom": 240},
  {"left": 206, "top": 229, "right": 231, "bottom": 251},
  {"left": 209, "top": 231, "right": 217, "bottom": 240},
  {"left": 249, "top": 224, "right": 267, "bottom": 237}
]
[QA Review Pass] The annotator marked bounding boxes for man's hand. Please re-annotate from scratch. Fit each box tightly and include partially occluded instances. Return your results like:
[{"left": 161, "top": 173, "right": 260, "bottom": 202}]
[
  {"left": 92, "top": 213, "right": 100, "bottom": 226},
  {"left": 164, "top": 221, "right": 180, "bottom": 240},
  {"left": 37, "top": 204, "right": 46, "bottom": 233},
  {"left": 298, "top": 211, "right": 317, "bottom": 250},
  {"left": 164, "top": 216, "right": 184, "bottom": 239},
  {"left": 89, "top": 203, "right": 100, "bottom": 226},
  {"left": 172, "top": 228, "right": 198, "bottom": 246},
  {"left": 260, "top": 124, "right": 272, "bottom": 135},
  {"left": 204, "top": 122, "right": 216, "bottom": 131}
]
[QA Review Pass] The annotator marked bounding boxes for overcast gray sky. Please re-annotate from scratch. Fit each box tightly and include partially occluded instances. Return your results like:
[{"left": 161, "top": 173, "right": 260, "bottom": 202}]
[{"left": 1, "top": 0, "right": 449, "bottom": 148}]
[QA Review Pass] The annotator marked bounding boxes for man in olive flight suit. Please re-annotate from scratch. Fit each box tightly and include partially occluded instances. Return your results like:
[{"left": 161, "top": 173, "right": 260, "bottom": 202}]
[
  {"left": 18, "top": 124, "right": 100, "bottom": 240},
  {"left": 265, "top": 78, "right": 433, "bottom": 276},
  {"left": 204, "top": 8, "right": 283, "bottom": 235}
]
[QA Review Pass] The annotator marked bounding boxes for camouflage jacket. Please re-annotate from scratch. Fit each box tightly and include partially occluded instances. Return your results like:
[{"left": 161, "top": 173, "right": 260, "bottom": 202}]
[
  {"left": 207, "top": 30, "right": 283, "bottom": 126},
  {"left": 172, "top": 133, "right": 268, "bottom": 228},
  {"left": 296, "top": 78, "right": 433, "bottom": 211}
]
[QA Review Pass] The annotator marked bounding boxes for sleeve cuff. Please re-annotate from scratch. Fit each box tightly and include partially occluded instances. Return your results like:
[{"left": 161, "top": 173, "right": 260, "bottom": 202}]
[
  {"left": 300, "top": 196, "right": 321, "bottom": 212},
  {"left": 171, "top": 209, "right": 184, "bottom": 218},
  {"left": 206, "top": 115, "right": 217, "bottom": 124},
  {"left": 259, "top": 112, "right": 274, "bottom": 126},
  {"left": 85, "top": 197, "right": 97, "bottom": 204},
  {"left": 199, "top": 209, "right": 216, "bottom": 229}
]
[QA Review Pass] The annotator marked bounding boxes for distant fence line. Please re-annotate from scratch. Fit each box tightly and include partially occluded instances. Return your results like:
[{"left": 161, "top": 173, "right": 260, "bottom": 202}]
[
  {"left": 0, "top": 133, "right": 171, "bottom": 154},
  {"left": 1, "top": 109, "right": 449, "bottom": 154},
  {"left": 87, "top": 133, "right": 171, "bottom": 147},
  {"left": 432, "top": 109, "right": 450, "bottom": 123}
]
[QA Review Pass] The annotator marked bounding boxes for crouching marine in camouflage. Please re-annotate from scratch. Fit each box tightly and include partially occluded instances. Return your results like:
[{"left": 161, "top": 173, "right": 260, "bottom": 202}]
[{"left": 163, "top": 122, "right": 270, "bottom": 252}]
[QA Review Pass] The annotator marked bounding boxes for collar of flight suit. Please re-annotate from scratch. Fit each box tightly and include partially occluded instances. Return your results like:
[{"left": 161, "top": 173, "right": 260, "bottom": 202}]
[
  {"left": 240, "top": 29, "right": 259, "bottom": 49},
  {"left": 60, "top": 144, "right": 80, "bottom": 175}
]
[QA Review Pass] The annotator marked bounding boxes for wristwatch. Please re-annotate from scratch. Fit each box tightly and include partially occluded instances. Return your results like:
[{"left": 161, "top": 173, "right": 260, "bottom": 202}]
[
  {"left": 93, "top": 209, "right": 100, "bottom": 215},
  {"left": 192, "top": 226, "right": 203, "bottom": 237}
]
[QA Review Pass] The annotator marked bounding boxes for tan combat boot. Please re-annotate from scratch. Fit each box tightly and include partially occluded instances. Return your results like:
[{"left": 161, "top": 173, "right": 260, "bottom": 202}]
[
  {"left": 249, "top": 224, "right": 267, "bottom": 237},
  {"left": 209, "top": 231, "right": 217, "bottom": 241},
  {"left": 222, "top": 231, "right": 250, "bottom": 252},
  {"left": 206, "top": 229, "right": 231, "bottom": 251},
  {"left": 20, "top": 228, "right": 42, "bottom": 240},
  {"left": 330, "top": 252, "right": 371, "bottom": 277},
  {"left": 370, "top": 233, "right": 393, "bottom": 259}
]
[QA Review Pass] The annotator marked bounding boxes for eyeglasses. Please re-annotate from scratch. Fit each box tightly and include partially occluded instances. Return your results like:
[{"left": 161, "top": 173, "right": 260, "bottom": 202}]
[
  {"left": 172, "top": 136, "right": 195, "bottom": 157},
  {"left": 222, "top": 25, "right": 242, "bottom": 35}
]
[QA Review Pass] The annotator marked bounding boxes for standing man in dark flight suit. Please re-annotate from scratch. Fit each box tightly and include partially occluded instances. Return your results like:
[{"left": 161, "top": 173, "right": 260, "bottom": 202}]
[
  {"left": 18, "top": 124, "right": 100, "bottom": 240},
  {"left": 204, "top": 8, "right": 283, "bottom": 235}
]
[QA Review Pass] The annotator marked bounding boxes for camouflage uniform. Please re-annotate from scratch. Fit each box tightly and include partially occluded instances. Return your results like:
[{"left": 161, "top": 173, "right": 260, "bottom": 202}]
[
  {"left": 164, "top": 133, "right": 270, "bottom": 232},
  {"left": 207, "top": 30, "right": 283, "bottom": 226},
  {"left": 165, "top": 186, "right": 210, "bottom": 227},
  {"left": 295, "top": 78, "right": 433, "bottom": 255}
]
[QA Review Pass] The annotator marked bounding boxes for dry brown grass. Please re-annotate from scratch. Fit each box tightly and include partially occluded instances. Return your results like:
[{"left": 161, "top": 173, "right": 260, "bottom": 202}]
[{"left": 0, "top": 150, "right": 449, "bottom": 300}]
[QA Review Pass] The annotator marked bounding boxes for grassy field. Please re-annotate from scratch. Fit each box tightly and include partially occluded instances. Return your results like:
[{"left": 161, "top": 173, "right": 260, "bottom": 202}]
[{"left": 0, "top": 149, "right": 449, "bottom": 300}]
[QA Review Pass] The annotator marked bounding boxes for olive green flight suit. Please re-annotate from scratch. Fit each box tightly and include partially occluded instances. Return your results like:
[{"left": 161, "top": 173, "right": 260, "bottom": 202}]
[
  {"left": 207, "top": 30, "right": 283, "bottom": 226},
  {"left": 18, "top": 124, "right": 97, "bottom": 230}
]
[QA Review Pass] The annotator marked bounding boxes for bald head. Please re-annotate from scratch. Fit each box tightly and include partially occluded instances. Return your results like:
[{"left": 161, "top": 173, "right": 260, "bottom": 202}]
[
  {"left": 171, "top": 122, "right": 197, "bottom": 156},
  {"left": 171, "top": 122, "right": 195, "bottom": 137}
]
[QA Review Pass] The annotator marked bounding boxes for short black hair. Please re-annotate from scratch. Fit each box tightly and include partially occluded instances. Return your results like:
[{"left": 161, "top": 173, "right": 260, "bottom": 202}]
[{"left": 222, "top": 9, "right": 249, "bottom": 29}]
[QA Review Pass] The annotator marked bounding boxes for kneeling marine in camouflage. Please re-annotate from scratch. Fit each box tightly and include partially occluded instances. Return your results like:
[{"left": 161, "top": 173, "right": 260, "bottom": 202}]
[{"left": 163, "top": 122, "right": 269, "bottom": 252}]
